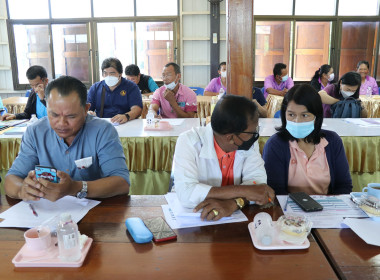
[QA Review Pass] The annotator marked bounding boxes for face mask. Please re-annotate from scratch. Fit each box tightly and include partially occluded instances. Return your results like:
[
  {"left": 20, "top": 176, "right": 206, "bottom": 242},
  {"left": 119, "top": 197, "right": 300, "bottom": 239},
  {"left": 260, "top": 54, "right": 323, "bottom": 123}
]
[
  {"left": 281, "top": 75, "right": 288, "bottom": 82},
  {"left": 341, "top": 90, "right": 355, "bottom": 99},
  {"left": 104, "top": 76, "right": 119, "bottom": 87},
  {"left": 234, "top": 133, "right": 259, "bottom": 151},
  {"left": 164, "top": 81, "right": 178, "bottom": 90},
  {"left": 328, "top": 73, "right": 334, "bottom": 82},
  {"left": 221, "top": 71, "right": 227, "bottom": 78},
  {"left": 286, "top": 119, "right": 315, "bottom": 139}
]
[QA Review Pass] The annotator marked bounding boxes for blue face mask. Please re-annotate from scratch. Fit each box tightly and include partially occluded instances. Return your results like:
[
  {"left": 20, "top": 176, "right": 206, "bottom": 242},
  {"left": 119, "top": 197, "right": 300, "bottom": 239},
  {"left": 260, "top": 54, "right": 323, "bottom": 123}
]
[
  {"left": 286, "top": 119, "right": 315, "bottom": 139},
  {"left": 282, "top": 75, "right": 289, "bottom": 82}
]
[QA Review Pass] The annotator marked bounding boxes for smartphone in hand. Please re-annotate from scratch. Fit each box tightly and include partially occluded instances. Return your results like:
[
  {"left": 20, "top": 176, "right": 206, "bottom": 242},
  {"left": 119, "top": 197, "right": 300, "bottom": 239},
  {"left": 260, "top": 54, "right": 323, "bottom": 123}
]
[
  {"left": 35, "top": 165, "right": 58, "bottom": 183},
  {"left": 143, "top": 217, "right": 177, "bottom": 242},
  {"left": 289, "top": 192, "right": 323, "bottom": 212}
]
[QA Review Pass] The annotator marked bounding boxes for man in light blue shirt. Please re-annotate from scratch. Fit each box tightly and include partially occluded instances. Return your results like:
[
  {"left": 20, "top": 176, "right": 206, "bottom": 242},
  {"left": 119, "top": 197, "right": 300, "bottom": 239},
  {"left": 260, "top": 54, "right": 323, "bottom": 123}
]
[{"left": 5, "top": 76, "right": 130, "bottom": 202}]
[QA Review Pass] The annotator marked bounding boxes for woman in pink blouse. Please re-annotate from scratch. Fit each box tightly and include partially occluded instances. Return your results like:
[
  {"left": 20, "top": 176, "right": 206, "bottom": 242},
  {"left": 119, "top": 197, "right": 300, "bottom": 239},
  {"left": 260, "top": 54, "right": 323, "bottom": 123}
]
[{"left": 356, "top": 60, "right": 379, "bottom": 96}]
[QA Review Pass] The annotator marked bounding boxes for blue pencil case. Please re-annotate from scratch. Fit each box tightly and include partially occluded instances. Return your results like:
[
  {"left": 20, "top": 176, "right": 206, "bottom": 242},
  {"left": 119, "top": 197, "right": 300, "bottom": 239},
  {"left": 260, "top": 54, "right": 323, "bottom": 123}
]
[{"left": 125, "top": 217, "right": 153, "bottom": 243}]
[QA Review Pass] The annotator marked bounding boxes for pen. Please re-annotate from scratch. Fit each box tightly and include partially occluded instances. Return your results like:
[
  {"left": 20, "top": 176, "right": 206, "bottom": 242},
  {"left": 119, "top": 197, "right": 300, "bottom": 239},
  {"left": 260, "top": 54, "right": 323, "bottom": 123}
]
[
  {"left": 29, "top": 204, "right": 38, "bottom": 217},
  {"left": 284, "top": 195, "right": 289, "bottom": 211}
]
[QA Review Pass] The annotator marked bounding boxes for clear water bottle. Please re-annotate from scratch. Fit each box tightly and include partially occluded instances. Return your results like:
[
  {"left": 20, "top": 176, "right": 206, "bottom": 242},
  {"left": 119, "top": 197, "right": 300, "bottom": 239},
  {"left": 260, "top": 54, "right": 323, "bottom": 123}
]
[
  {"left": 210, "top": 96, "right": 218, "bottom": 116},
  {"left": 57, "top": 213, "right": 81, "bottom": 262},
  {"left": 366, "top": 87, "right": 372, "bottom": 98},
  {"left": 218, "top": 87, "right": 225, "bottom": 99},
  {"left": 253, "top": 212, "right": 274, "bottom": 246},
  {"left": 146, "top": 110, "right": 155, "bottom": 127}
]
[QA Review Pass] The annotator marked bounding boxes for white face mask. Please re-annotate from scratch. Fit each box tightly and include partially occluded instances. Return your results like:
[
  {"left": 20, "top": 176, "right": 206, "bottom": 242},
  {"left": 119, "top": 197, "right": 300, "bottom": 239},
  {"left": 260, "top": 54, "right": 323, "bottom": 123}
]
[
  {"left": 164, "top": 81, "right": 177, "bottom": 90},
  {"left": 105, "top": 76, "right": 119, "bottom": 87},
  {"left": 221, "top": 71, "right": 227, "bottom": 78},
  {"left": 341, "top": 90, "right": 355, "bottom": 98},
  {"left": 328, "top": 73, "right": 334, "bottom": 82}
]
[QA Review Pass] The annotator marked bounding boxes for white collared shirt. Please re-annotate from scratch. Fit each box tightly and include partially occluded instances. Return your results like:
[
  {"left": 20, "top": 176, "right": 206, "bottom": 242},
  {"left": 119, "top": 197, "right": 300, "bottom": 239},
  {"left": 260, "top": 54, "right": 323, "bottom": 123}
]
[{"left": 173, "top": 124, "right": 267, "bottom": 208}]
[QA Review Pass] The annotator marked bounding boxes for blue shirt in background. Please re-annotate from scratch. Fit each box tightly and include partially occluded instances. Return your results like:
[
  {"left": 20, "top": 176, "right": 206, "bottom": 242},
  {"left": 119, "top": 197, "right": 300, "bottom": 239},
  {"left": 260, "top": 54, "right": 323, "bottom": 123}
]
[
  {"left": 87, "top": 78, "right": 143, "bottom": 118},
  {"left": 8, "top": 115, "right": 130, "bottom": 184}
]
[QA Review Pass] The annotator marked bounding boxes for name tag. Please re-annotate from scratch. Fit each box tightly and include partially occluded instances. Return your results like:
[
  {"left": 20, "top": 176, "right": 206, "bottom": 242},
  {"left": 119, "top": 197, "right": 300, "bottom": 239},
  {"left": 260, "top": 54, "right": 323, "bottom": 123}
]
[{"left": 177, "top": 101, "right": 186, "bottom": 108}]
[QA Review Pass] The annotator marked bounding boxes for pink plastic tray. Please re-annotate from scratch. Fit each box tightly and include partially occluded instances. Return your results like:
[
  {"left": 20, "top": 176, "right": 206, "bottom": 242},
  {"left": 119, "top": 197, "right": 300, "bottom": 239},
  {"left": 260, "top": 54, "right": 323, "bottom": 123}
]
[
  {"left": 144, "top": 124, "right": 172, "bottom": 131},
  {"left": 248, "top": 222, "right": 310, "bottom": 250},
  {"left": 12, "top": 237, "right": 93, "bottom": 267}
]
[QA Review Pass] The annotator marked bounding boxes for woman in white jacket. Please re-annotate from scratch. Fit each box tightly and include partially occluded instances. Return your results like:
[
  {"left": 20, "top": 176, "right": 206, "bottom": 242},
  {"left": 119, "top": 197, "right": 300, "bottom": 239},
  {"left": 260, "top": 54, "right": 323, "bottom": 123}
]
[{"left": 173, "top": 95, "right": 275, "bottom": 221}]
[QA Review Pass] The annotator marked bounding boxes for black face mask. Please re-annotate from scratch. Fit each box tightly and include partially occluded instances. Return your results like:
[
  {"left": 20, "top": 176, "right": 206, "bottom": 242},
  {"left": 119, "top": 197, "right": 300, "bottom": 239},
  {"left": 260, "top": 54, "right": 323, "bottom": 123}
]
[{"left": 234, "top": 132, "right": 259, "bottom": 151}]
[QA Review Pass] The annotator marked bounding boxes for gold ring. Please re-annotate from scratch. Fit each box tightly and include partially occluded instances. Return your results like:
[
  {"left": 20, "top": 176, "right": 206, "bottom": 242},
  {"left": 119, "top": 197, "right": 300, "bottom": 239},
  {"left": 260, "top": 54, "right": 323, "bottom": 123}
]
[{"left": 212, "top": 209, "right": 219, "bottom": 216}]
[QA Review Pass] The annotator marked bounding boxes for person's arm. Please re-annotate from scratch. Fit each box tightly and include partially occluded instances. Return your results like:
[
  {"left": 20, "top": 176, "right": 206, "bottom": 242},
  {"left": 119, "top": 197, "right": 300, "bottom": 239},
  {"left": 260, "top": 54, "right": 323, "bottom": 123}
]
[
  {"left": 5, "top": 172, "right": 129, "bottom": 201},
  {"left": 87, "top": 84, "right": 97, "bottom": 114},
  {"left": 164, "top": 89, "right": 195, "bottom": 118},
  {"left": 253, "top": 100, "right": 267, "bottom": 118},
  {"left": 266, "top": 87, "right": 286, "bottom": 96},
  {"left": 286, "top": 77, "right": 294, "bottom": 90},
  {"left": 262, "top": 135, "right": 289, "bottom": 195},
  {"left": 327, "top": 132, "right": 352, "bottom": 194},
  {"left": 204, "top": 91, "right": 219, "bottom": 96},
  {"left": 13, "top": 93, "right": 36, "bottom": 119},
  {"left": 372, "top": 79, "right": 379, "bottom": 95},
  {"left": 110, "top": 105, "right": 143, "bottom": 124},
  {"left": 318, "top": 90, "right": 339, "bottom": 105},
  {"left": 148, "top": 77, "right": 159, "bottom": 92}
]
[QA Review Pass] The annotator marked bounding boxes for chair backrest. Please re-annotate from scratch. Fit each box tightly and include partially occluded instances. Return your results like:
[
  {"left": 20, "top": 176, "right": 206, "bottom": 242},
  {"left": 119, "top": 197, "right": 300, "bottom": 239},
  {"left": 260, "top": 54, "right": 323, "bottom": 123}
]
[
  {"left": 261, "top": 87, "right": 265, "bottom": 95},
  {"left": 25, "top": 90, "right": 32, "bottom": 97},
  {"left": 190, "top": 87, "right": 204, "bottom": 96},
  {"left": 274, "top": 110, "right": 281, "bottom": 118},
  {"left": 0, "top": 107, "right": 8, "bottom": 116}
]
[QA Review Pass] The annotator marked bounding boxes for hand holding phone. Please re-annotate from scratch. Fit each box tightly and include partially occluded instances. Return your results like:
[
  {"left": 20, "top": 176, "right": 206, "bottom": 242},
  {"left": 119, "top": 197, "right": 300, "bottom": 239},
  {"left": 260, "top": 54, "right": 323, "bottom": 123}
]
[
  {"left": 35, "top": 165, "right": 58, "bottom": 183},
  {"left": 143, "top": 217, "right": 177, "bottom": 243}
]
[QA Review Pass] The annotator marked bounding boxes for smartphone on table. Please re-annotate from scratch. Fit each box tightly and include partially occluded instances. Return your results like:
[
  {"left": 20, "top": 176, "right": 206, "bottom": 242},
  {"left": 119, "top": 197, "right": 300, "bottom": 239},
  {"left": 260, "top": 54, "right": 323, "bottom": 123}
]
[
  {"left": 35, "top": 165, "right": 58, "bottom": 183},
  {"left": 289, "top": 192, "right": 323, "bottom": 212},
  {"left": 143, "top": 217, "right": 177, "bottom": 242}
]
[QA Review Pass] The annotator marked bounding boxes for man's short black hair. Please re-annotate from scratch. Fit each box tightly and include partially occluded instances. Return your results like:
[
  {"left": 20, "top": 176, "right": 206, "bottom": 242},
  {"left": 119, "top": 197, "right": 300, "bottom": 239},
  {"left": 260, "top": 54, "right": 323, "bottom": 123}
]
[
  {"left": 276, "top": 84, "right": 324, "bottom": 144},
  {"left": 211, "top": 95, "right": 258, "bottom": 135},
  {"left": 218, "top": 62, "right": 226, "bottom": 71},
  {"left": 273, "top": 63, "right": 287, "bottom": 77},
  {"left": 26, "top": 65, "right": 48, "bottom": 80},
  {"left": 45, "top": 76, "right": 87, "bottom": 108},
  {"left": 164, "top": 62, "right": 181, "bottom": 74},
  {"left": 125, "top": 64, "right": 140, "bottom": 76},
  {"left": 101, "top": 58, "right": 123, "bottom": 74}
]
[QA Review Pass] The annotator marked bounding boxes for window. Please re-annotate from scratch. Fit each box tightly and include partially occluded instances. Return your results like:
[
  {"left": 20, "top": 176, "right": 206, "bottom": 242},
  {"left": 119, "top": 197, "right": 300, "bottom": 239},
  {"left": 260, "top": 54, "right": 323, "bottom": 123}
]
[
  {"left": 295, "top": 0, "right": 336, "bottom": 16},
  {"left": 255, "top": 22, "right": 291, "bottom": 81},
  {"left": 97, "top": 22, "right": 135, "bottom": 78},
  {"left": 93, "top": 0, "right": 134, "bottom": 17},
  {"left": 338, "top": 0, "right": 379, "bottom": 16},
  {"left": 339, "top": 22, "right": 379, "bottom": 75},
  {"left": 7, "top": 0, "right": 178, "bottom": 90},
  {"left": 254, "top": 0, "right": 293, "bottom": 16},
  {"left": 13, "top": 25, "right": 52, "bottom": 84},
  {"left": 136, "top": 22, "right": 174, "bottom": 80},
  {"left": 293, "top": 22, "right": 331, "bottom": 81}
]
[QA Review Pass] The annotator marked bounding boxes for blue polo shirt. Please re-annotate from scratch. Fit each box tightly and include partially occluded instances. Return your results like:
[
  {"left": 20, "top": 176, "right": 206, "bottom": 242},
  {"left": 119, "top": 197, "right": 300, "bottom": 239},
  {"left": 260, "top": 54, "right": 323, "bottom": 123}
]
[
  {"left": 87, "top": 78, "right": 143, "bottom": 118},
  {"left": 7, "top": 115, "right": 130, "bottom": 184}
]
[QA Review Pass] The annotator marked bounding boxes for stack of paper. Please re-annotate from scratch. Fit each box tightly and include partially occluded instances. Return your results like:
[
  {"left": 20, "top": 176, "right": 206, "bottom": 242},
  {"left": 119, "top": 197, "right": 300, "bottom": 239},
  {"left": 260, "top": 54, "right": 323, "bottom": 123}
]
[
  {"left": 0, "top": 196, "right": 100, "bottom": 229},
  {"left": 162, "top": 192, "right": 248, "bottom": 229}
]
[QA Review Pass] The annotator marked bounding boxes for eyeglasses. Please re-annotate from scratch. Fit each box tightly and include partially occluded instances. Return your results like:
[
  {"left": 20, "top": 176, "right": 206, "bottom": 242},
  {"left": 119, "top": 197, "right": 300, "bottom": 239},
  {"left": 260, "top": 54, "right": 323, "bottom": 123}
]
[
  {"left": 235, "top": 126, "right": 260, "bottom": 141},
  {"left": 161, "top": 74, "right": 174, "bottom": 79}
]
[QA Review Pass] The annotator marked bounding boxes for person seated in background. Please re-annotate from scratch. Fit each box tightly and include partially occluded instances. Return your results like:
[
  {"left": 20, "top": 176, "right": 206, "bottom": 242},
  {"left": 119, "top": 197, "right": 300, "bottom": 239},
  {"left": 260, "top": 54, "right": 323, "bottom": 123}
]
[
  {"left": 124, "top": 64, "right": 159, "bottom": 95},
  {"left": 264, "top": 63, "right": 294, "bottom": 98},
  {"left": 173, "top": 95, "right": 275, "bottom": 221},
  {"left": 310, "top": 64, "right": 334, "bottom": 91},
  {"left": 4, "top": 76, "right": 130, "bottom": 202},
  {"left": 356, "top": 60, "right": 379, "bottom": 96},
  {"left": 150, "top": 62, "right": 197, "bottom": 118},
  {"left": 318, "top": 72, "right": 367, "bottom": 118},
  {"left": 262, "top": 84, "right": 352, "bottom": 195},
  {"left": 204, "top": 62, "right": 227, "bottom": 96},
  {"left": 87, "top": 57, "right": 142, "bottom": 124},
  {"left": 252, "top": 87, "right": 268, "bottom": 117},
  {"left": 0, "top": 65, "right": 49, "bottom": 121}
]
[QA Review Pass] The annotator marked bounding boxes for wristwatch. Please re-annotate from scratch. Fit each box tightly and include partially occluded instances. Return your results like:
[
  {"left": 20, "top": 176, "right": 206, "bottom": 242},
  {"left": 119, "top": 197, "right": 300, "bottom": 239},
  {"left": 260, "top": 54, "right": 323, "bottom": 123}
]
[
  {"left": 235, "top": 198, "right": 245, "bottom": 209},
  {"left": 76, "top": 181, "right": 88, "bottom": 199},
  {"left": 125, "top": 113, "right": 130, "bottom": 121}
]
